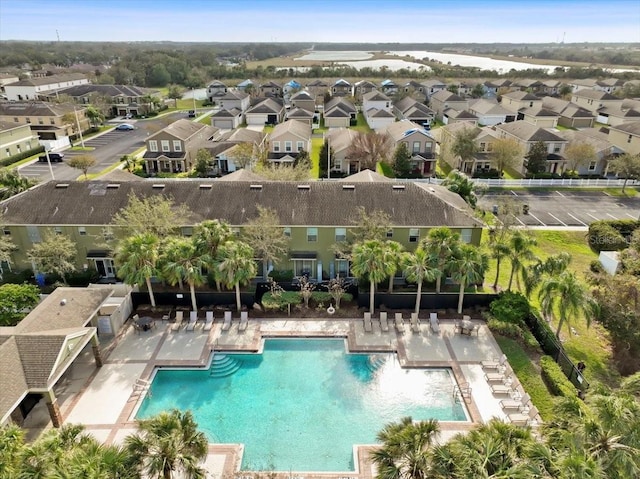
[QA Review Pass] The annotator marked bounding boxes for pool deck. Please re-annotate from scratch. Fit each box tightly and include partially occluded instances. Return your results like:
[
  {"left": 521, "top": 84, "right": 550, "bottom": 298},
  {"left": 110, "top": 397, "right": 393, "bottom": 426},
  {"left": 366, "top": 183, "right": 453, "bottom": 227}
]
[{"left": 34, "top": 314, "right": 532, "bottom": 478}]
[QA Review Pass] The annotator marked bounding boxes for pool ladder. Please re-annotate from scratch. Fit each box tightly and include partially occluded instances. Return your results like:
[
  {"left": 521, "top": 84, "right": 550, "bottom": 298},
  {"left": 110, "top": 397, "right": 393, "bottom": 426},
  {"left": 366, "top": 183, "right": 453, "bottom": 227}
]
[
  {"left": 132, "top": 378, "right": 152, "bottom": 398},
  {"left": 453, "top": 382, "right": 471, "bottom": 403}
]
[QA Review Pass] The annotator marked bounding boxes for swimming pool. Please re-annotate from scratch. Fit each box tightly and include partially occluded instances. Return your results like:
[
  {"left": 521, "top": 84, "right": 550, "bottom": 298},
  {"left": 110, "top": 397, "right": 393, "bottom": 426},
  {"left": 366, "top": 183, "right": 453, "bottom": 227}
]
[{"left": 136, "top": 338, "right": 467, "bottom": 471}]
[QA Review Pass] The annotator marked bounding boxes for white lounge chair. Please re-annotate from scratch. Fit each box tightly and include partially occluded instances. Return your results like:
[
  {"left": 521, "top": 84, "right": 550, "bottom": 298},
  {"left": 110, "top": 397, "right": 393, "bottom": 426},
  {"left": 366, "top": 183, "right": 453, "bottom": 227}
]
[
  {"left": 394, "top": 313, "right": 405, "bottom": 333},
  {"left": 485, "top": 372, "right": 509, "bottom": 383},
  {"left": 238, "top": 311, "right": 248, "bottom": 331},
  {"left": 509, "top": 406, "right": 539, "bottom": 427},
  {"left": 363, "top": 312, "right": 373, "bottom": 332},
  {"left": 203, "top": 311, "right": 214, "bottom": 331},
  {"left": 221, "top": 311, "right": 232, "bottom": 331},
  {"left": 410, "top": 313, "right": 420, "bottom": 334},
  {"left": 379, "top": 312, "right": 389, "bottom": 332},
  {"left": 185, "top": 311, "right": 198, "bottom": 332},
  {"left": 170, "top": 311, "right": 184, "bottom": 332},
  {"left": 429, "top": 314, "right": 440, "bottom": 334},
  {"left": 482, "top": 353, "right": 507, "bottom": 371},
  {"left": 490, "top": 383, "right": 513, "bottom": 395},
  {"left": 501, "top": 393, "right": 530, "bottom": 411}
]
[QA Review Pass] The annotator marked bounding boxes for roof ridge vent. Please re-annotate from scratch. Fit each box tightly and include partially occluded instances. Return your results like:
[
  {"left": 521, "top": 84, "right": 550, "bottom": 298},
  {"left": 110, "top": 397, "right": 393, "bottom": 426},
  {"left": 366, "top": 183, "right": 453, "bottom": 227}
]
[
  {"left": 106, "top": 184, "right": 120, "bottom": 189},
  {"left": 392, "top": 184, "right": 406, "bottom": 190},
  {"left": 297, "top": 184, "right": 311, "bottom": 190},
  {"left": 199, "top": 184, "right": 212, "bottom": 189},
  {"left": 152, "top": 184, "right": 165, "bottom": 189},
  {"left": 249, "top": 184, "right": 263, "bottom": 190},
  {"left": 55, "top": 183, "right": 69, "bottom": 188},
  {"left": 342, "top": 184, "right": 355, "bottom": 190}
]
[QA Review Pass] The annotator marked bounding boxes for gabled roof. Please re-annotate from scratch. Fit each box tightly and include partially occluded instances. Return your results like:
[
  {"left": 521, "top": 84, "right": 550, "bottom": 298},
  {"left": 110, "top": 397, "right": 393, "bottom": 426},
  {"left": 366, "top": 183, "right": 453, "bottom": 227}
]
[
  {"left": 354, "top": 80, "right": 377, "bottom": 89},
  {"left": 208, "top": 80, "right": 227, "bottom": 88},
  {"left": 217, "top": 90, "right": 249, "bottom": 101},
  {"left": 421, "top": 79, "right": 447, "bottom": 88},
  {"left": 326, "top": 128, "right": 358, "bottom": 154},
  {"left": 367, "top": 108, "right": 395, "bottom": 118},
  {"left": 380, "top": 79, "right": 397, "bottom": 87},
  {"left": 340, "top": 169, "right": 392, "bottom": 182},
  {"left": 573, "top": 89, "right": 619, "bottom": 101},
  {"left": 468, "top": 99, "right": 512, "bottom": 116},
  {"left": 212, "top": 108, "right": 242, "bottom": 118},
  {"left": 325, "top": 97, "right": 356, "bottom": 113},
  {"left": 333, "top": 79, "right": 351, "bottom": 87},
  {"left": 541, "top": 97, "right": 594, "bottom": 118},
  {"left": 323, "top": 106, "right": 351, "bottom": 118},
  {"left": 0, "top": 100, "right": 78, "bottom": 117},
  {"left": 610, "top": 122, "right": 640, "bottom": 136},
  {"left": 307, "top": 79, "right": 328, "bottom": 87},
  {"left": 445, "top": 109, "right": 478, "bottom": 120},
  {"left": 217, "top": 169, "right": 266, "bottom": 182},
  {"left": 147, "top": 119, "right": 218, "bottom": 142},
  {"left": 287, "top": 107, "right": 314, "bottom": 119},
  {"left": 520, "top": 107, "right": 559, "bottom": 118},
  {"left": 290, "top": 90, "right": 314, "bottom": 101},
  {"left": 556, "top": 128, "right": 613, "bottom": 154},
  {"left": 260, "top": 81, "right": 282, "bottom": 89},
  {"left": 363, "top": 90, "right": 391, "bottom": 102},
  {"left": 5, "top": 72, "right": 87, "bottom": 87},
  {"left": 246, "top": 98, "right": 284, "bottom": 115},
  {"left": 218, "top": 128, "right": 264, "bottom": 144},
  {"left": 237, "top": 79, "right": 254, "bottom": 87},
  {"left": 502, "top": 91, "right": 540, "bottom": 101},
  {"left": 269, "top": 119, "right": 311, "bottom": 141},
  {"left": 49, "top": 84, "right": 149, "bottom": 98},
  {"left": 431, "top": 90, "right": 465, "bottom": 102},
  {"left": 384, "top": 119, "right": 434, "bottom": 141},
  {"left": 599, "top": 108, "right": 640, "bottom": 119},
  {"left": 496, "top": 121, "right": 566, "bottom": 143}
]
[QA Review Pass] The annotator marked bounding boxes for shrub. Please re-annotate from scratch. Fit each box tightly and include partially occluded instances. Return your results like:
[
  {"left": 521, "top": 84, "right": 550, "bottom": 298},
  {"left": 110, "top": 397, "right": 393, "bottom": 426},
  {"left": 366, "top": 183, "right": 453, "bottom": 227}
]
[
  {"left": 472, "top": 168, "right": 501, "bottom": 179},
  {"left": 0, "top": 146, "right": 45, "bottom": 167},
  {"left": 261, "top": 291, "right": 301, "bottom": 311},
  {"left": 540, "top": 355, "right": 577, "bottom": 397},
  {"left": 311, "top": 291, "right": 353, "bottom": 306},
  {"left": 490, "top": 291, "right": 530, "bottom": 324},
  {"left": 269, "top": 269, "right": 294, "bottom": 282},
  {"left": 488, "top": 317, "right": 540, "bottom": 350},
  {"left": 1, "top": 269, "right": 34, "bottom": 285},
  {"left": 588, "top": 221, "right": 628, "bottom": 252},
  {"left": 66, "top": 268, "right": 100, "bottom": 287},
  {"left": 589, "top": 259, "right": 604, "bottom": 273}
]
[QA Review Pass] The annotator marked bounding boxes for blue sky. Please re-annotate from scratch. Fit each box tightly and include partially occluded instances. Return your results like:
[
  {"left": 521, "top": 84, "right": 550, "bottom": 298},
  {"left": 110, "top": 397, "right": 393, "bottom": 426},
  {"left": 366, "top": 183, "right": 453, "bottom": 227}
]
[{"left": 1, "top": 0, "right": 638, "bottom": 43}]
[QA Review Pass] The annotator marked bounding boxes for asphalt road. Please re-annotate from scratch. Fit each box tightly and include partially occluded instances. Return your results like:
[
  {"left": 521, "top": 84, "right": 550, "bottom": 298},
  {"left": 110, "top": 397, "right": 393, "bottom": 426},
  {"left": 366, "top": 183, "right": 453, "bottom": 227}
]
[
  {"left": 479, "top": 190, "right": 640, "bottom": 227},
  {"left": 18, "top": 112, "right": 194, "bottom": 182}
]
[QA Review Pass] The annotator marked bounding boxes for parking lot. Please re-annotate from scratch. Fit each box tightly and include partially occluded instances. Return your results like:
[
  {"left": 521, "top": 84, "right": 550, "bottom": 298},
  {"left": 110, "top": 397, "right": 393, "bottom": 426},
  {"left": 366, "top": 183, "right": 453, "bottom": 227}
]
[{"left": 479, "top": 190, "right": 640, "bottom": 228}]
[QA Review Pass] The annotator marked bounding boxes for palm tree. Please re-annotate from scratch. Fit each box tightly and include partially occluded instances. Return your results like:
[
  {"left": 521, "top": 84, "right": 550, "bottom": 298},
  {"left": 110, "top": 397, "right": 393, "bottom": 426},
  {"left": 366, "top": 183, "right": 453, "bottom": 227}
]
[
  {"left": 421, "top": 227, "right": 460, "bottom": 293},
  {"left": 193, "top": 220, "right": 232, "bottom": 291},
  {"left": 216, "top": 240, "right": 257, "bottom": 311},
  {"left": 115, "top": 233, "right": 160, "bottom": 307},
  {"left": 451, "top": 127, "right": 479, "bottom": 171},
  {"left": 0, "top": 423, "right": 25, "bottom": 478},
  {"left": 0, "top": 168, "right": 37, "bottom": 200},
  {"left": 538, "top": 270, "right": 595, "bottom": 338},
  {"left": 159, "top": 236, "right": 186, "bottom": 290},
  {"left": 507, "top": 230, "right": 537, "bottom": 291},
  {"left": 385, "top": 241, "right": 404, "bottom": 293},
  {"left": 370, "top": 416, "right": 440, "bottom": 479},
  {"left": 351, "top": 240, "right": 396, "bottom": 314},
  {"left": 402, "top": 248, "right": 440, "bottom": 314},
  {"left": 489, "top": 237, "right": 511, "bottom": 291},
  {"left": 450, "top": 244, "right": 487, "bottom": 314},
  {"left": 125, "top": 409, "right": 208, "bottom": 479},
  {"left": 161, "top": 237, "right": 208, "bottom": 311}
]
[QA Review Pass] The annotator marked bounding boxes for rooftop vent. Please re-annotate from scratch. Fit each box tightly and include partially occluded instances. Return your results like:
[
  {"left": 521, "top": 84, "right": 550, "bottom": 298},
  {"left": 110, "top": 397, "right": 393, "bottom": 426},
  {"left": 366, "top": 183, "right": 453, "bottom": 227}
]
[
  {"left": 55, "top": 183, "right": 69, "bottom": 188},
  {"left": 199, "top": 184, "right": 212, "bottom": 189},
  {"left": 106, "top": 184, "right": 120, "bottom": 189},
  {"left": 342, "top": 184, "right": 355, "bottom": 190},
  {"left": 392, "top": 184, "right": 406, "bottom": 190},
  {"left": 297, "top": 185, "right": 311, "bottom": 190},
  {"left": 249, "top": 184, "right": 263, "bottom": 190},
  {"left": 152, "top": 184, "right": 165, "bottom": 189}
]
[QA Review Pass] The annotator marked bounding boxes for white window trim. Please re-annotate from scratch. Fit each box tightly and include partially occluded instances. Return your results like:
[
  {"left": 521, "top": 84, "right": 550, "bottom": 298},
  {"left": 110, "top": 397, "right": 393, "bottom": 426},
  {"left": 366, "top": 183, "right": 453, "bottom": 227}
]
[
  {"left": 149, "top": 140, "right": 158, "bottom": 152},
  {"left": 173, "top": 140, "right": 182, "bottom": 152},
  {"left": 161, "top": 140, "right": 170, "bottom": 152}
]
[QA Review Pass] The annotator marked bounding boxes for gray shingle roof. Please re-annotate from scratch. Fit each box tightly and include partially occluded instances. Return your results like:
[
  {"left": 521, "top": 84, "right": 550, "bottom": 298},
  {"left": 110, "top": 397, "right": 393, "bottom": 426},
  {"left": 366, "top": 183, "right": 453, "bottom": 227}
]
[
  {"left": 502, "top": 91, "right": 540, "bottom": 101},
  {"left": 611, "top": 122, "right": 640, "bottom": 136},
  {"left": 50, "top": 84, "right": 149, "bottom": 98},
  {"left": 574, "top": 89, "right": 619, "bottom": 101},
  {"left": 431, "top": 90, "right": 465, "bottom": 102},
  {"left": 363, "top": 91, "right": 391, "bottom": 102},
  {"left": 147, "top": 119, "right": 217, "bottom": 142},
  {"left": 1, "top": 180, "right": 482, "bottom": 228},
  {"left": 6, "top": 73, "right": 87, "bottom": 87},
  {"left": 0, "top": 101, "right": 77, "bottom": 117},
  {"left": 497, "top": 121, "right": 565, "bottom": 142}
]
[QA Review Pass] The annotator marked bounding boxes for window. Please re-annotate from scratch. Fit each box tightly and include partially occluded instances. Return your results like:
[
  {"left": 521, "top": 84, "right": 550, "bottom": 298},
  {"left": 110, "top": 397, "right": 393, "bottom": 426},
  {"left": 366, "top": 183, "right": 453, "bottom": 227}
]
[
  {"left": 283, "top": 227, "right": 291, "bottom": 237},
  {"left": 629, "top": 135, "right": 633, "bottom": 144},
  {"left": 53, "top": 227, "right": 62, "bottom": 235},
  {"left": 588, "top": 161, "right": 597, "bottom": 171},
  {"left": 273, "top": 141, "right": 280, "bottom": 152},
  {"left": 181, "top": 227, "right": 193, "bottom": 237},
  {"left": 232, "top": 228, "right": 240, "bottom": 237},
  {"left": 529, "top": 101, "right": 534, "bottom": 107},
  {"left": 307, "top": 227, "right": 318, "bottom": 242},
  {"left": 487, "top": 143, "right": 493, "bottom": 152},
  {"left": 336, "top": 259, "right": 350, "bottom": 277},
  {"left": 161, "top": 140, "right": 170, "bottom": 152},
  {"left": 13, "top": 117, "right": 18, "bottom": 123},
  {"left": 173, "top": 140, "right": 182, "bottom": 152},
  {"left": 479, "top": 142, "right": 486, "bottom": 152},
  {"left": 285, "top": 141, "right": 292, "bottom": 152},
  {"left": 78, "top": 227, "right": 87, "bottom": 236},
  {"left": 297, "top": 141, "right": 304, "bottom": 152},
  {"left": 27, "top": 226, "right": 41, "bottom": 243},
  {"left": 460, "top": 229, "right": 473, "bottom": 244},
  {"left": 25, "top": 118, "right": 31, "bottom": 124},
  {"left": 554, "top": 143, "right": 561, "bottom": 153},
  {"left": 294, "top": 259, "right": 315, "bottom": 278},
  {"left": 4, "top": 149, "right": 9, "bottom": 157},
  {"left": 50, "top": 118, "right": 55, "bottom": 125},
  {"left": 335, "top": 227, "right": 346, "bottom": 242},
  {"left": 149, "top": 140, "right": 158, "bottom": 152},
  {"left": 38, "top": 118, "right": 44, "bottom": 125},
  {"left": 386, "top": 229, "right": 394, "bottom": 238},
  {"left": 409, "top": 228, "right": 419, "bottom": 243},
  {"left": 102, "top": 227, "right": 115, "bottom": 241},
  {"left": 412, "top": 141, "right": 420, "bottom": 153},
  {"left": 3, "top": 228, "right": 10, "bottom": 236}
]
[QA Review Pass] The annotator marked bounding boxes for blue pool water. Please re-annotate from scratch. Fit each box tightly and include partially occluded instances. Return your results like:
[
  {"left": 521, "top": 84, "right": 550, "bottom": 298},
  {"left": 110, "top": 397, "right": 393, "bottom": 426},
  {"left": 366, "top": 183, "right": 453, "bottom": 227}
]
[{"left": 136, "top": 339, "right": 467, "bottom": 471}]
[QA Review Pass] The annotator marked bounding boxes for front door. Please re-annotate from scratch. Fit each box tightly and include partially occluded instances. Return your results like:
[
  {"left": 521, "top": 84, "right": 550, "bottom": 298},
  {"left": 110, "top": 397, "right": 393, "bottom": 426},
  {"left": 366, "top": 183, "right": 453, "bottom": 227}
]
[{"left": 95, "top": 259, "right": 115, "bottom": 278}]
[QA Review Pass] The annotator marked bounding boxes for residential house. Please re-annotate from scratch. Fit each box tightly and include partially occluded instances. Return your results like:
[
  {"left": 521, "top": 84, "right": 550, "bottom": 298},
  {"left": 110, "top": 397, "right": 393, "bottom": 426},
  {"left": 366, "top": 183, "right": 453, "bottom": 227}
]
[
  {"left": 202, "top": 128, "right": 265, "bottom": 176},
  {"left": 365, "top": 108, "right": 396, "bottom": 131},
  {"left": 245, "top": 97, "right": 285, "bottom": 126},
  {"left": 443, "top": 109, "right": 478, "bottom": 126},
  {"left": 483, "top": 79, "right": 513, "bottom": 96},
  {"left": 456, "top": 81, "right": 477, "bottom": 97},
  {"left": 210, "top": 108, "right": 243, "bottom": 129},
  {"left": 384, "top": 120, "right": 436, "bottom": 175},
  {"left": 542, "top": 80, "right": 563, "bottom": 96},
  {"left": 267, "top": 119, "right": 311, "bottom": 163},
  {"left": 216, "top": 90, "right": 250, "bottom": 114},
  {"left": 608, "top": 122, "right": 640, "bottom": 155},
  {"left": 512, "top": 79, "right": 545, "bottom": 93},
  {"left": 306, "top": 79, "right": 329, "bottom": 104},
  {"left": 518, "top": 107, "right": 559, "bottom": 128},
  {"left": 571, "top": 89, "right": 623, "bottom": 115},
  {"left": 403, "top": 80, "right": 427, "bottom": 99},
  {"left": 0, "top": 73, "right": 20, "bottom": 92},
  {"left": 363, "top": 91, "right": 395, "bottom": 130},
  {"left": 331, "top": 79, "right": 352, "bottom": 97},
  {"left": 0, "top": 176, "right": 483, "bottom": 282},
  {"left": 283, "top": 80, "right": 302, "bottom": 100},
  {"left": 323, "top": 97, "right": 357, "bottom": 128},
  {"left": 38, "top": 84, "right": 156, "bottom": 117},
  {"left": 422, "top": 79, "right": 447, "bottom": 98},
  {"left": 0, "top": 101, "right": 90, "bottom": 142},
  {"left": 143, "top": 119, "right": 219, "bottom": 174},
  {"left": 290, "top": 90, "right": 316, "bottom": 114},
  {"left": 380, "top": 79, "right": 398, "bottom": 95},
  {"left": 429, "top": 90, "right": 469, "bottom": 121},
  {"left": 437, "top": 123, "right": 501, "bottom": 174},
  {"left": 468, "top": 99, "right": 515, "bottom": 126},
  {"left": 206, "top": 80, "right": 228, "bottom": 102},
  {"left": 557, "top": 128, "right": 623, "bottom": 176},
  {"left": 236, "top": 79, "right": 254, "bottom": 93},
  {"left": 496, "top": 120, "right": 569, "bottom": 174},
  {"left": 598, "top": 107, "right": 640, "bottom": 127},
  {"left": 500, "top": 91, "right": 542, "bottom": 114},
  {"left": 286, "top": 107, "right": 315, "bottom": 125},
  {"left": 3, "top": 73, "right": 89, "bottom": 101},
  {"left": 595, "top": 78, "right": 625, "bottom": 94},
  {"left": 569, "top": 78, "right": 598, "bottom": 93},
  {"left": 353, "top": 80, "right": 377, "bottom": 101},
  {"left": 325, "top": 127, "right": 358, "bottom": 175},
  {"left": 0, "top": 121, "right": 40, "bottom": 158},
  {"left": 259, "top": 81, "right": 283, "bottom": 98},
  {"left": 393, "top": 97, "right": 435, "bottom": 126},
  {"left": 541, "top": 97, "right": 595, "bottom": 129}
]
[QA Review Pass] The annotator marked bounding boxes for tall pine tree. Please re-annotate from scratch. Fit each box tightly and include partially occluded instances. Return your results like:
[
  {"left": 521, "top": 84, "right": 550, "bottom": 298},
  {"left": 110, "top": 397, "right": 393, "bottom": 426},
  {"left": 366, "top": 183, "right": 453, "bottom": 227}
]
[{"left": 392, "top": 142, "right": 412, "bottom": 178}]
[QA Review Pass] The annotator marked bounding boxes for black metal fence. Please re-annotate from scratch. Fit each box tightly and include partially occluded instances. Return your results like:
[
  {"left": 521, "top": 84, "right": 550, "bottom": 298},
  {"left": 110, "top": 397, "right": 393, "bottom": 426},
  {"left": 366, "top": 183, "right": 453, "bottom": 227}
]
[
  {"left": 357, "top": 292, "right": 498, "bottom": 311},
  {"left": 524, "top": 312, "right": 589, "bottom": 391},
  {"left": 131, "top": 291, "right": 255, "bottom": 310}
]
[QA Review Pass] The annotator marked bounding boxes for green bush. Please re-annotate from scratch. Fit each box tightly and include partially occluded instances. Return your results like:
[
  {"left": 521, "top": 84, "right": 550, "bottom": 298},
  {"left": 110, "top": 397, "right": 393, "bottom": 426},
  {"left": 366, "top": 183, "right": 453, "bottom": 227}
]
[
  {"left": 590, "top": 259, "right": 604, "bottom": 273},
  {"left": 1, "top": 269, "right": 34, "bottom": 285},
  {"left": 311, "top": 291, "right": 353, "bottom": 306},
  {"left": 540, "top": 355, "right": 577, "bottom": 397},
  {"left": 269, "top": 270, "right": 294, "bottom": 282},
  {"left": 490, "top": 291, "right": 530, "bottom": 324},
  {"left": 0, "top": 146, "right": 45, "bottom": 167},
  {"left": 588, "top": 221, "right": 628, "bottom": 252},
  {"left": 487, "top": 317, "right": 523, "bottom": 339},
  {"left": 66, "top": 268, "right": 100, "bottom": 287},
  {"left": 261, "top": 291, "right": 301, "bottom": 311}
]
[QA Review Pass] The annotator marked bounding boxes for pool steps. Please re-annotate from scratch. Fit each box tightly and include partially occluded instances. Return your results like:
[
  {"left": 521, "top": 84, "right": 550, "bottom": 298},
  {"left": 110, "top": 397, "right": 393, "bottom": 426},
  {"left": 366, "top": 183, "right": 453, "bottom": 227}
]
[{"left": 209, "top": 354, "right": 242, "bottom": 377}]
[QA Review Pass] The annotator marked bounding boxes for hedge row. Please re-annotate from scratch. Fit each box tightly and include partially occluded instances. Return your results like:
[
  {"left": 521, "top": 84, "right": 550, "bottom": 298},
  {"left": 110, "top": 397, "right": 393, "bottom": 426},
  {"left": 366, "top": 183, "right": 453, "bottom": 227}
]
[
  {"left": 588, "top": 219, "right": 640, "bottom": 252},
  {"left": 540, "top": 355, "right": 577, "bottom": 397},
  {"left": 0, "top": 146, "right": 45, "bottom": 167}
]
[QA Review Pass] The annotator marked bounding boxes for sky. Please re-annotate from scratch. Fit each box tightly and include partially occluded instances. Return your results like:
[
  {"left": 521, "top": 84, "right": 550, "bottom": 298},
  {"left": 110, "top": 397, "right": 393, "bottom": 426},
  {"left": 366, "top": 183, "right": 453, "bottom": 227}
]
[{"left": 0, "top": 0, "right": 639, "bottom": 44}]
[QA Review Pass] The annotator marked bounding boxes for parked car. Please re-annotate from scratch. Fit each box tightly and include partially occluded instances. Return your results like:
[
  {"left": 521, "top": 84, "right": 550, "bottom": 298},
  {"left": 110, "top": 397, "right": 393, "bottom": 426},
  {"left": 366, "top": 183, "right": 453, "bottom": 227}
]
[
  {"left": 115, "top": 123, "right": 135, "bottom": 131},
  {"left": 38, "top": 152, "right": 64, "bottom": 162},
  {"left": 188, "top": 110, "right": 196, "bottom": 118},
  {"left": 124, "top": 113, "right": 133, "bottom": 119}
]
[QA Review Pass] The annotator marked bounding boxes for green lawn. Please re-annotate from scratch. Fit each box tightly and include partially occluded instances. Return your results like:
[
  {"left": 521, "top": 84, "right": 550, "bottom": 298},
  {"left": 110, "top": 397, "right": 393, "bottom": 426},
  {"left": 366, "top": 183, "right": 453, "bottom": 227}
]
[
  {"left": 436, "top": 159, "right": 452, "bottom": 177},
  {"left": 310, "top": 137, "right": 323, "bottom": 178},
  {"left": 70, "top": 146, "right": 95, "bottom": 152},
  {"left": 198, "top": 116, "right": 212, "bottom": 125},
  {"left": 263, "top": 125, "right": 274, "bottom": 134},
  {"left": 503, "top": 167, "right": 523, "bottom": 179},
  {"left": 350, "top": 113, "right": 372, "bottom": 133},
  {"left": 174, "top": 99, "right": 206, "bottom": 110},
  {"left": 377, "top": 161, "right": 394, "bottom": 177},
  {"left": 603, "top": 187, "right": 639, "bottom": 197}
]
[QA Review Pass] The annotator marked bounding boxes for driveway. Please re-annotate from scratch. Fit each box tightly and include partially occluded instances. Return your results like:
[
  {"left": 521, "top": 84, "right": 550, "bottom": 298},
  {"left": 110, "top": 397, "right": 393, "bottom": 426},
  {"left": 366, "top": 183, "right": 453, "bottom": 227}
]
[{"left": 479, "top": 190, "right": 640, "bottom": 227}]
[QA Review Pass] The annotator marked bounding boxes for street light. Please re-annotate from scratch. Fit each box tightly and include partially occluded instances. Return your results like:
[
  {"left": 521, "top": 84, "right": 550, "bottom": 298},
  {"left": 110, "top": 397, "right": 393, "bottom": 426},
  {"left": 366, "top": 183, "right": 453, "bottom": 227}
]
[
  {"left": 74, "top": 105, "right": 85, "bottom": 148},
  {"left": 44, "top": 148, "right": 55, "bottom": 181}
]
